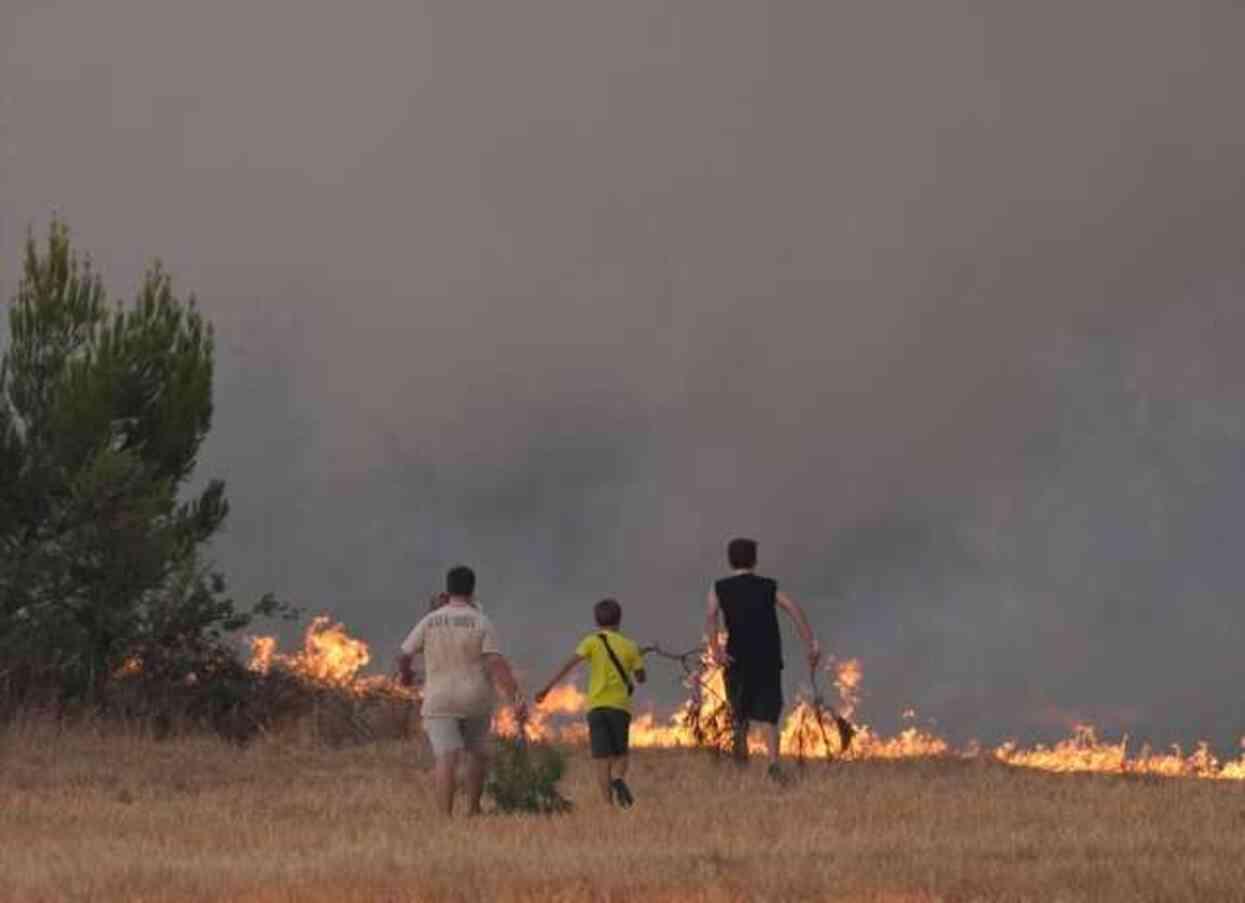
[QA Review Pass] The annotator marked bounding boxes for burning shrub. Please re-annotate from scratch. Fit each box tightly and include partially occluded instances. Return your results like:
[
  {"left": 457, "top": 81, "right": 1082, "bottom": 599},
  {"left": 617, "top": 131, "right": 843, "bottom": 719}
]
[
  {"left": 238, "top": 617, "right": 416, "bottom": 745},
  {"left": 86, "top": 616, "right": 415, "bottom": 745}
]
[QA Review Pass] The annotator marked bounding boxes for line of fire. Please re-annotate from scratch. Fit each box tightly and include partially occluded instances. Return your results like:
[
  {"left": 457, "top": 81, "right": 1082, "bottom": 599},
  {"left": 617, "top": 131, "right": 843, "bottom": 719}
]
[{"left": 240, "top": 616, "right": 1245, "bottom": 781}]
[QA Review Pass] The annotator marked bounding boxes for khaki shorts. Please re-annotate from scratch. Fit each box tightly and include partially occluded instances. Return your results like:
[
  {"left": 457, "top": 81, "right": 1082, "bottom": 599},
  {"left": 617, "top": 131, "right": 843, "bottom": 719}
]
[{"left": 423, "top": 715, "right": 491, "bottom": 756}]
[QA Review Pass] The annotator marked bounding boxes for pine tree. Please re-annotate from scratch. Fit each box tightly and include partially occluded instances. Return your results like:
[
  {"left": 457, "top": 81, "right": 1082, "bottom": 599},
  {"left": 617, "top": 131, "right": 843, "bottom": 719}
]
[{"left": 0, "top": 221, "right": 272, "bottom": 704}]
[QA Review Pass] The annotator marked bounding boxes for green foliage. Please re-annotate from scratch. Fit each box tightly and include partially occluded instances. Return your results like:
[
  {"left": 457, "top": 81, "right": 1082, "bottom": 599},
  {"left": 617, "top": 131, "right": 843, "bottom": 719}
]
[
  {"left": 0, "top": 220, "right": 290, "bottom": 709},
  {"left": 485, "top": 737, "right": 573, "bottom": 815}
]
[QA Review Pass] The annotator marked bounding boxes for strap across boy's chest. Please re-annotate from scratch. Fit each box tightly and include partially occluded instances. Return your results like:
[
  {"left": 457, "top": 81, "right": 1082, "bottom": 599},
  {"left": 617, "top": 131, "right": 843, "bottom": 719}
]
[{"left": 598, "top": 632, "right": 633, "bottom": 696}]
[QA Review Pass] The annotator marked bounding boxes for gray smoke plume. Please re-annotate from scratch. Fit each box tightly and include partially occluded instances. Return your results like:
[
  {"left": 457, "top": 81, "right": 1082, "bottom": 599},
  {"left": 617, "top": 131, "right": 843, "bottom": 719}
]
[{"left": 3, "top": 1, "right": 1243, "bottom": 751}]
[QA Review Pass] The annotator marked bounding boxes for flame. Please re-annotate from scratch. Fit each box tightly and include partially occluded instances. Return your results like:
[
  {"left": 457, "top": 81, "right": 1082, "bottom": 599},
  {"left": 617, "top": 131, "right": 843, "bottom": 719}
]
[
  {"left": 251, "top": 617, "right": 1245, "bottom": 781},
  {"left": 539, "top": 684, "right": 588, "bottom": 714},
  {"left": 834, "top": 658, "right": 862, "bottom": 719},
  {"left": 992, "top": 725, "right": 1240, "bottom": 780},
  {"left": 249, "top": 615, "right": 369, "bottom": 684},
  {"left": 248, "top": 636, "right": 277, "bottom": 674},
  {"left": 496, "top": 652, "right": 1245, "bottom": 780},
  {"left": 248, "top": 616, "right": 411, "bottom": 698},
  {"left": 114, "top": 656, "right": 143, "bottom": 678},
  {"left": 493, "top": 684, "right": 592, "bottom": 741}
]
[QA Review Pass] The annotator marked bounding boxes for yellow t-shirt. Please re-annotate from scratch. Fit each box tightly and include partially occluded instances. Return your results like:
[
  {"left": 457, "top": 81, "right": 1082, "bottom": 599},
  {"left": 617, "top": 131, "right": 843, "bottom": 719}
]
[{"left": 575, "top": 630, "right": 643, "bottom": 713}]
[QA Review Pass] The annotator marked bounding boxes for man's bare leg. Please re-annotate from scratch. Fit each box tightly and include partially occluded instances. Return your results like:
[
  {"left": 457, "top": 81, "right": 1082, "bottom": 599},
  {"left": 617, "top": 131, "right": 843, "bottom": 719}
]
[
  {"left": 434, "top": 750, "right": 461, "bottom": 816},
  {"left": 463, "top": 751, "right": 488, "bottom": 816},
  {"left": 595, "top": 759, "right": 613, "bottom": 804},
  {"left": 612, "top": 754, "right": 629, "bottom": 780}
]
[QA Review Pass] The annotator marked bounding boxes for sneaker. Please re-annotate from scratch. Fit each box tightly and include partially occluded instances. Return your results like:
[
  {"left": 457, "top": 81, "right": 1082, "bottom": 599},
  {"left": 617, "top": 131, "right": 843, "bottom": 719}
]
[
  {"left": 766, "top": 763, "right": 791, "bottom": 786},
  {"left": 611, "top": 778, "right": 634, "bottom": 808}
]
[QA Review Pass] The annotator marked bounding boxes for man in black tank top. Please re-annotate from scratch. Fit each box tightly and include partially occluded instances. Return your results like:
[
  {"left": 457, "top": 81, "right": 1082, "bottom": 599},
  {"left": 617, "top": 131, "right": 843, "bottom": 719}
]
[{"left": 705, "top": 538, "right": 821, "bottom": 773}]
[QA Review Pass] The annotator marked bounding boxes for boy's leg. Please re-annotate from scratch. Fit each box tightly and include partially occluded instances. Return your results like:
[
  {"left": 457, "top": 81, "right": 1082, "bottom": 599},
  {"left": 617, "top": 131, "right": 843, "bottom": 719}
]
[
  {"left": 587, "top": 709, "right": 615, "bottom": 805},
  {"left": 610, "top": 755, "right": 635, "bottom": 807},
  {"left": 613, "top": 710, "right": 631, "bottom": 780},
  {"left": 595, "top": 758, "right": 614, "bottom": 804},
  {"left": 609, "top": 712, "right": 635, "bottom": 808}
]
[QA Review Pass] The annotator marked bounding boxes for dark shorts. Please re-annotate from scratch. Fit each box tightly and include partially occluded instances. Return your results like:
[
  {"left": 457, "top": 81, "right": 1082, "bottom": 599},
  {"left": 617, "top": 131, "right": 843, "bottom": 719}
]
[
  {"left": 725, "top": 666, "right": 783, "bottom": 725},
  {"left": 587, "top": 707, "right": 631, "bottom": 758}
]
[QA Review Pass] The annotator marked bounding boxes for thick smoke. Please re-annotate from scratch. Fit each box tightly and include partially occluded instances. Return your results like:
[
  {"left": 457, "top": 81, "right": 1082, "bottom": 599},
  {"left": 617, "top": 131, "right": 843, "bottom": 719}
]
[{"left": 3, "top": 2, "right": 1243, "bottom": 750}]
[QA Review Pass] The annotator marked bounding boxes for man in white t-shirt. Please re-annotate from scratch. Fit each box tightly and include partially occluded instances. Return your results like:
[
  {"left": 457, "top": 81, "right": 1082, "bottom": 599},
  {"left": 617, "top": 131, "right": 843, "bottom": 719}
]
[{"left": 397, "top": 565, "right": 523, "bottom": 816}]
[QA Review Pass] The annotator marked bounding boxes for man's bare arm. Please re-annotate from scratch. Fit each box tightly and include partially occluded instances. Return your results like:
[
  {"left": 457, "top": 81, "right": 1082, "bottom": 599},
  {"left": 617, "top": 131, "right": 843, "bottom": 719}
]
[
  {"left": 396, "top": 652, "right": 417, "bottom": 687},
  {"left": 483, "top": 653, "right": 521, "bottom": 704},
  {"left": 776, "top": 590, "right": 821, "bottom": 668},
  {"left": 534, "top": 654, "right": 584, "bottom": 704}
]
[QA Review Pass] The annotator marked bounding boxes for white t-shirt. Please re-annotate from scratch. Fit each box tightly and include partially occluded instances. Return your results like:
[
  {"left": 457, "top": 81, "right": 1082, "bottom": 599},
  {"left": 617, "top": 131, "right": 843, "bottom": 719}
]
[{"left": 400, "top": 602, "right": 500, "bottom": 718}]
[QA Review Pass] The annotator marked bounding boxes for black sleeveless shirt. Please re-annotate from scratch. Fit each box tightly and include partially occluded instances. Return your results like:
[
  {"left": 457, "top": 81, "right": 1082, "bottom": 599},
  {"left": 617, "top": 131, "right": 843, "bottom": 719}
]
[{"left": 715, "top": 573, "right": 782, "bottom": 672}]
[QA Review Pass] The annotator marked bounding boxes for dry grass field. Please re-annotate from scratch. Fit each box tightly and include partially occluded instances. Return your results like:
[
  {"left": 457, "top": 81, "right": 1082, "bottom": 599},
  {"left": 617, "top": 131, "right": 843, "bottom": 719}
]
[{"left": 3, "top": 719, "right": 1244, "bottom": 903}]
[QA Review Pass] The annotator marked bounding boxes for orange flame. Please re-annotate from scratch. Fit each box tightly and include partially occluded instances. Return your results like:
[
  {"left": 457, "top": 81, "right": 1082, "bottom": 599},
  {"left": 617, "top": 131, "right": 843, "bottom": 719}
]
[
  {"left": 496, "top": 652, "right": 1245, "bottom": 780},
  {"left": 992, "top": 724, "right": 1242, "bottom": 780},
  {"left": 114, "top": 656, "right": 143, "bottom": 678},
  {"left": 253, "top": 617, "right": 1245, "bottom": 781},
  {"left": 539, "top": 684, "right": 588, "bottom": 714},
  {"left": 248, "top": 616, "right": 411, "bottom": 698},
  {"left": 248, "top": 636, "right": 277, "bottom": 674}
]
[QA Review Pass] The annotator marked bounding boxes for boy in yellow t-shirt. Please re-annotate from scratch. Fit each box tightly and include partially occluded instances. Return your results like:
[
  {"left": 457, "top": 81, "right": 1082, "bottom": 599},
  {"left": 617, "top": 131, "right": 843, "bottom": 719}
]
[{"left": 535, "top": 598, "right": 646, "bottom": 807}]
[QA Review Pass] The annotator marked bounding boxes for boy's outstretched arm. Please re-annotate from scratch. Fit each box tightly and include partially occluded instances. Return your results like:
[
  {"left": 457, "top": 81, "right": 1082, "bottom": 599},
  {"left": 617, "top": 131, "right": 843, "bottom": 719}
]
[{"left": 534, "top": 654, "right": 585, "bottom": 704}]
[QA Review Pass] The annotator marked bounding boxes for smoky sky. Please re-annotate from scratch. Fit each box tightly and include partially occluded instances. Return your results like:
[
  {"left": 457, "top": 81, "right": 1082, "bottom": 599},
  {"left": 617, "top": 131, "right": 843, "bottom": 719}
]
[{"left": 3, "top": 2, "right": 1244, "bottom": 751}]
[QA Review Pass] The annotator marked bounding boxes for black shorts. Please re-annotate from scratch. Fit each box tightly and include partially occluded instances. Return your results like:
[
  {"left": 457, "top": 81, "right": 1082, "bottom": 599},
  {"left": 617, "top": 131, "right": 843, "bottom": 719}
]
[
  {"left": 725, "top": 666, "right": 783, "bottom": 725},
  {"left": 587, "top": 707, "right": 631, "bottom": 758}
]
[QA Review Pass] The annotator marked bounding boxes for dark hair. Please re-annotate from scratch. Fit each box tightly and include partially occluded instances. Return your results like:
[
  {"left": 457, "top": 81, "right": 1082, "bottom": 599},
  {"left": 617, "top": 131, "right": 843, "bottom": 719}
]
[
  {"left": 429, "top": 591, "right": 449, "bottom": 612},
  {"left": 594, "top": 597, "right": 622, "bottom": 628},
  {"left": 727, "top": 537, "right": 758, "bottom": 570},
  {"left": 446, "top": 565, "right": 476, "bottom": 597}
]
